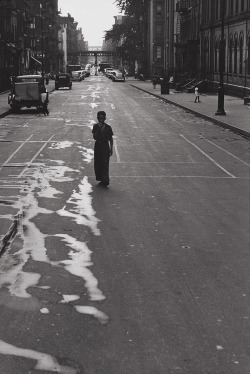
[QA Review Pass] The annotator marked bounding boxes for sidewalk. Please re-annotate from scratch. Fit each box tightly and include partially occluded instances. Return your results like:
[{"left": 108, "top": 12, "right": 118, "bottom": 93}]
[
  {"left": 129, "top": 79, "right": 250, "bottom": 139},
  {"left": 0, "top": 80, "right": 55, "bottom": 117}
]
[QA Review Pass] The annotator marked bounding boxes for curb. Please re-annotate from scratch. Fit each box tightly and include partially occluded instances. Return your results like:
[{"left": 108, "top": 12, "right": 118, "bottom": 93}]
[
  {"left": 0, "top": 110, "right": 12, "bottom": 118},
  {"left": 131, "top": 84, "right": 250, "bottom": 140}
]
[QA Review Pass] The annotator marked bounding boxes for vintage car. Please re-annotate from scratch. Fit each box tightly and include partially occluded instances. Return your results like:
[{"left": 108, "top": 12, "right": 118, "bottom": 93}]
[
  {"left": 8, "top": 75, "right": 49, "bottom": 112},
  {"left": 55, "top": 73, "right": 72, "bottom": 89},
  {"left": 71, "top": 70, "right": 83, "bottom": 82},
  {"left": 111, "top": 70, "right": 125, "bottom": 82}
]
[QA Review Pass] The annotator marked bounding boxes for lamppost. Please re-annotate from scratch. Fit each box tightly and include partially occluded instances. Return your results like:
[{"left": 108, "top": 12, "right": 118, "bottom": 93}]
[{"left": 215, "top": 0, "right": 226, "bottom": 115}]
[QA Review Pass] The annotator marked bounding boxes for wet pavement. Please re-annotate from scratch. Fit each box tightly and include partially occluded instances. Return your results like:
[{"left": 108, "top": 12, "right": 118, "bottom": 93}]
[
  {"left": 0, "top": 77, "right": 249, "bottom": 250},
  {"left": 0, "top": 75, "right": 249, "bottom": 373}
]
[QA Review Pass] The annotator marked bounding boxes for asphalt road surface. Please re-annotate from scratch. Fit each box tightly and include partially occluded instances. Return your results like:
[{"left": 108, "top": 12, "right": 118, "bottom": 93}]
[{"left": 0, "top": 75, "right": 249, "bottom": 374}]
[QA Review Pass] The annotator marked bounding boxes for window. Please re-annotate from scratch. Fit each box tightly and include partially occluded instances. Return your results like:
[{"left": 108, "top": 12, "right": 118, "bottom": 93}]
[
  {"left": 248, "top": 37, "right": 250, "bottom": 75},
  {"left": 230, "top": 0, "right": 234, "bottom": 14},
  {"left": 215, "top": 1, "right": 219, "bottom": 19},
  {"left": 156, "top": 46, "right": 162, "bottom": 59},
  {"left": 229, "top": 38, "right": 233, "bottom": 73},
  {"left": 204, "top": 1, "right": 209, "bottom": 23},
  {"left": 235, "top": 0, "right": 239, "bottom": 12},
  {"left": 204, "top": 37, "right": 209, "bottom": 72},
  {"left": 239, "top": 36, "right": 243, "bottom": 74},
  {"left": 156, "top": 5, "right": 162, "bottom": 16},
  {"left": 241, "top": 0, "right": 245, "bottom": 11},
  {"left": 156, "top": 24, "right": 163, "bottom": 36},
  {"left": 215, "top": 41, "right": 219, "bottom": 72},
  {"left": 234, "top": 37, "right": 238, "bottom": 74},
  {"left": 11, "top": 17, "right": 17, "bottom": 41}
]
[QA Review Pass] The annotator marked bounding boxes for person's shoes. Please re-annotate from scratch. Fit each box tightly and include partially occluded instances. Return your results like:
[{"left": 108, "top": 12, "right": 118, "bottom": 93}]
[{"left": 101, "top": 180, "right": 109, "bottom": 186}]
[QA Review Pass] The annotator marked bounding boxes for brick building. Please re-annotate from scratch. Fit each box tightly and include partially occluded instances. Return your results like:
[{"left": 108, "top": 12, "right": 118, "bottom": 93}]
[{"left": 147, "top": 0, "right": 177, "bottom": 78}]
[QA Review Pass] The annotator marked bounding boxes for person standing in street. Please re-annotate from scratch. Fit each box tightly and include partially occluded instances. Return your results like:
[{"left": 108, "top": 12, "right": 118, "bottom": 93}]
[
  {"left": 194, "top": 86, "right": 201, "bottom": 102},
  {"left": 92, "top": 111, "right": 114, "bottom": 186}
]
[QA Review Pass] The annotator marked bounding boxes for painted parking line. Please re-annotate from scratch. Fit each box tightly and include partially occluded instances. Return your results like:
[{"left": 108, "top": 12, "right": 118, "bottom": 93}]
[
  {"left": 0, "top": 135, "right": 33, "bottom": 172},
  {"left": 18, "top": 135, "right": 55, "bottom": 178},
  {"left": 204, "top": 138, "right": 250, "bottom": 168},
  {"left": 179, "top": 134, "right": 236, "bottom": 178}
]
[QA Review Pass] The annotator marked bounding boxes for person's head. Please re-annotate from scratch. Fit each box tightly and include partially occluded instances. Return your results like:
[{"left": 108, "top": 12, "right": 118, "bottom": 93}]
[{"left": 97, "top": 111, "right": 106, "bottom": 123}]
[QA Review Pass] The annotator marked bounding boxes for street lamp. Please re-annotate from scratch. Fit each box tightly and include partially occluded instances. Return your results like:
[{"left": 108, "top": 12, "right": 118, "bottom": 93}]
[
  {"left": 40, "top": 3, "right": 45, "bottom": 76},
  {"left": 215, "top": 0, "right": 226, "bottom": 115}
]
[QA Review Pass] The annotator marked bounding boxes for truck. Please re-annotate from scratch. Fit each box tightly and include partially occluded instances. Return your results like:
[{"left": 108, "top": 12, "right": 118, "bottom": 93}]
[
  {"left": 98, "top": 62, "right": 112, "bottom": 73},
  {"left": 66, "top": 64, "right": 82, "bottom": 76}
]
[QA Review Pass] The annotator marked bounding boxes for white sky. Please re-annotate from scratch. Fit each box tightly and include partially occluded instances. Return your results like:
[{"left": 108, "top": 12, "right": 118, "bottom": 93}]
[{"left": 58, "top": 0, "right": 121, "bottom": 46}]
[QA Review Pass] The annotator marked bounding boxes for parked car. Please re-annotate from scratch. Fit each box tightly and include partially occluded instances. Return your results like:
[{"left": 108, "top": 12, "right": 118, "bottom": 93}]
[
  {"left": 105, "top": 68, "right": 115, "bottom": 77},
  {"left": 84, "top": 64, "right": 92, "bottom": 77},
  {"left": 71, "top": 70, "right": 83, "bottom": 81},
  {"left": 81, "top": 69, "right": 89, "bottom": 77},
  {"left": 55, "top": 73, "right": 72, "bottom": 90},
  {"left": 106, "top": 70, "right": 116, "bottom": 79},
  {"left": 111, "top": 70, "right": 125, "bottom": 82},
  {"left": 79, "top": 70, "right": 87, "bottom": 79},
  {"left": 8, "top": 75, "right": 48, "bottom": 112}
]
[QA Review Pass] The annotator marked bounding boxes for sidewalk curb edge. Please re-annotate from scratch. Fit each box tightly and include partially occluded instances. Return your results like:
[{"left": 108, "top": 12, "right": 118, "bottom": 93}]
[{"left": 131, "top": 84, "right": 250, "bottom": 139}]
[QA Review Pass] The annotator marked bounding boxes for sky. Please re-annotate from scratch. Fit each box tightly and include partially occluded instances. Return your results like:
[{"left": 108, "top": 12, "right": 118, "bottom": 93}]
[{"left": 58, "top": 0, "right": 122, "bottom": 46}]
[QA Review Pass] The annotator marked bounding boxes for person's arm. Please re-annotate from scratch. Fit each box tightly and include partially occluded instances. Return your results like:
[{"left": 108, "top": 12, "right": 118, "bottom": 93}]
[
  {"left": 92, "top": 124, "right": 100, "bottom": 140},
  {"left": 109, "top": 137, "right": 113, "bottom": 156}
]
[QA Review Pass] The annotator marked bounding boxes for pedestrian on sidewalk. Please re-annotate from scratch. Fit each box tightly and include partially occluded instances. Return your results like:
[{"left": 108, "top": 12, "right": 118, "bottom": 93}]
[
  {"left": 92, "top": 111, "right": 114, "bottom": 186},
  {"left": 152, "top": 74, "right": 158, "bottom": 89},
  {"left": 194, "top": 86, "right": 201, "bottom": 103}
]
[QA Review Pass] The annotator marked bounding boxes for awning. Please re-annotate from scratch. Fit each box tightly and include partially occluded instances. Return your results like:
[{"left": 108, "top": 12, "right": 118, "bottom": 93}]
[{"left": 31, "top": 56, "right": 42, "bottom": 65}]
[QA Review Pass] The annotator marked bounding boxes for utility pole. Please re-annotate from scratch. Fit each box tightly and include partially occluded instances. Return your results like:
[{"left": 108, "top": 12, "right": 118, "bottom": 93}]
[{"left": 215, "top": 0, "right": 226, "bottom": 115}]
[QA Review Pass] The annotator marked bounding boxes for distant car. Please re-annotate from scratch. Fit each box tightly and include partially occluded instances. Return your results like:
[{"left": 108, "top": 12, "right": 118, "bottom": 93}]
[
  {"left": 55, "top": 73, "right": 72, "bottom": 90},
  {"left": 106, "top": 70, "right": 116, "bottom": 79},
  {"left": 8, "top": 74, "right": 48, "bottom": 112},
  {"left": 71, "top": 70, "right": 84, "bottom": 81},
  {"left": 105, "top": 68, "right": 115, "bottom": 77},
  {"left": 111, "top": 70, "right": 125, "bottom": 82},
  {"left": 81, "top": 69, "right": 90, "bottom": 77},
  {"left": 84, "top": 64, "right": 92, "bottom": 77},
  {"left": 79, "top": 70, "right": 87, "bottom": 78}
]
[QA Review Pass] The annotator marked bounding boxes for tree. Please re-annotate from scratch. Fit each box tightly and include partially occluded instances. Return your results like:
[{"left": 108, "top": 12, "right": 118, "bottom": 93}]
[{"left": 105, "top": 0, "right": 149, "bottom": 75}]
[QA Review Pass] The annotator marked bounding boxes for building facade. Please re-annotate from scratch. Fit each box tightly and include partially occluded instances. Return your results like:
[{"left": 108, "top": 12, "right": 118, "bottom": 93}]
[
  {"left": 175, "top": 0, "right": 201, "bottom": 75},
  {"left": 147, "top": 0, "right": 177, "bottom": 78},
  {"left": 0, "top": 0, "right": 87, "bottom": 92},
  {"left": 147, "top": 0, "right": 250, "bottom": 95},
  {"left": 200, "top": 0, "right": 250, "bottom": 96}
]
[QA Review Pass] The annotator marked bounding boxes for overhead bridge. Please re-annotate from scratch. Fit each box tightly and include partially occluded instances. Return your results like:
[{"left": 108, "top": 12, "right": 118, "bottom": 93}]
[{"left": 68, "top": 50, "right": 120, "bottom": 57}]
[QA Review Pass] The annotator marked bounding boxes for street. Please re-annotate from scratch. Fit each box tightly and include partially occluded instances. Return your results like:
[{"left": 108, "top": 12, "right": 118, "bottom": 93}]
[{"left": 0, "top": 75, "right": 249, "bottom": 374}]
